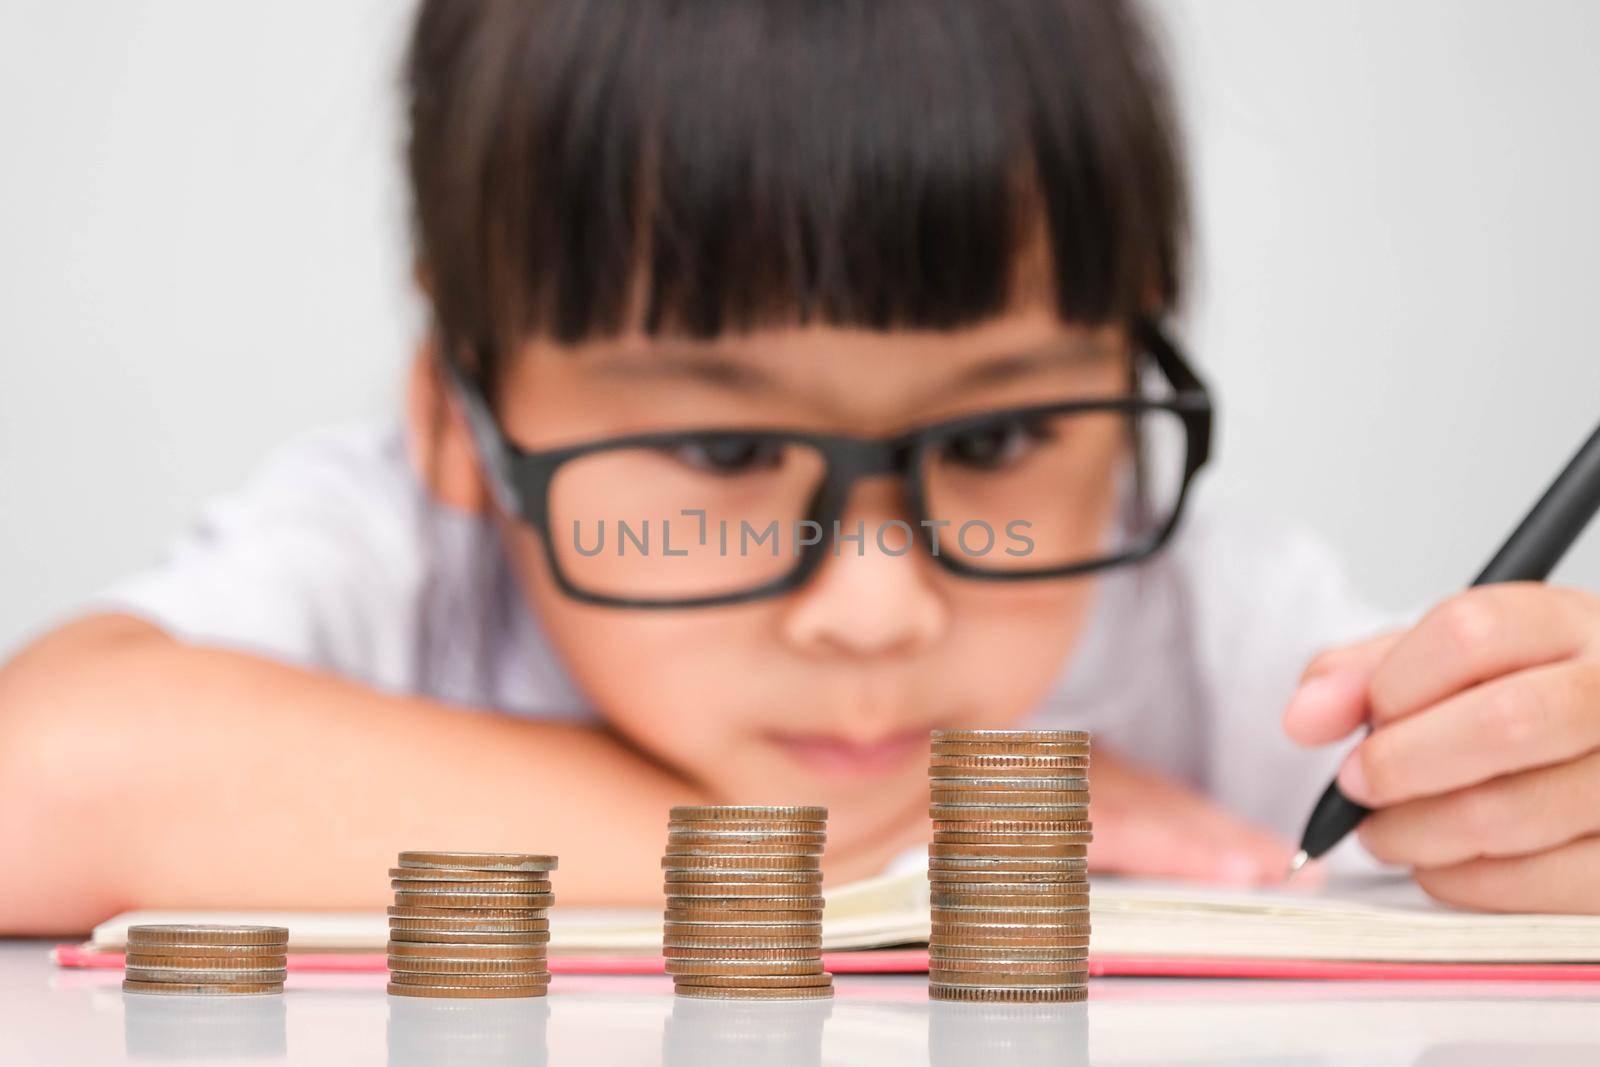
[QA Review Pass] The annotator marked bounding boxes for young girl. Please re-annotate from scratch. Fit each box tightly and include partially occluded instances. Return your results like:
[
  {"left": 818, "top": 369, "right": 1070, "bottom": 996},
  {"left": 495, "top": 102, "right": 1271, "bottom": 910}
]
[{"left": 4, "top": 0, "right": 1599, "bottom": 933}]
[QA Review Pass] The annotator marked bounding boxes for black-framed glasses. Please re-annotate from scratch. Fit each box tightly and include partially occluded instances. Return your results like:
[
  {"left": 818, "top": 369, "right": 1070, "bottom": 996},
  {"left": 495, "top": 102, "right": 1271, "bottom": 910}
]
[{"left": 444, "top": 317, "right": 1212, "bottom": 609}]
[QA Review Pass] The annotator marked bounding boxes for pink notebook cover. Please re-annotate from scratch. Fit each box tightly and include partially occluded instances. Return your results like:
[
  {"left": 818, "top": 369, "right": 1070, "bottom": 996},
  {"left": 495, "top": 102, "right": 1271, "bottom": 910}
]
[{"left": 52, "top": 944, "right": 1600, "bottom": 981}]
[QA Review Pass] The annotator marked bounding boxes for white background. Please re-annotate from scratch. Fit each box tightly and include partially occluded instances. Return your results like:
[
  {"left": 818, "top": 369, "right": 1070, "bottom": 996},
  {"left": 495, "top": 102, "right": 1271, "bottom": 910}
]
[{"left": 2, "top": 0, "right": 1597, "bottom": 655}]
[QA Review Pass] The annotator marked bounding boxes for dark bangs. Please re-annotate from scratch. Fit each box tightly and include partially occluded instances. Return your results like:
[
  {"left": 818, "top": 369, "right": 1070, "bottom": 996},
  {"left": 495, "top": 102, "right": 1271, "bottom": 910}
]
[{"left": 405, "top": 0, "right": 1187, "bottom": 366}]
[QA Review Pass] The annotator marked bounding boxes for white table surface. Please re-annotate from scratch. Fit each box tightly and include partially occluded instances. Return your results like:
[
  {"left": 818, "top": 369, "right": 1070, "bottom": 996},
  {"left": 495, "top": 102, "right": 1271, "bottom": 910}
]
[{"left": 6, "top": 939, "right": 1600, "bottom": 1066}]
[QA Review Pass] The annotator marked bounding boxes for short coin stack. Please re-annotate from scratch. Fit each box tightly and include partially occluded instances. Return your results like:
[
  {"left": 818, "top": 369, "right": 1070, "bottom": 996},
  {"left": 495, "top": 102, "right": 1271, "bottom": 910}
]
[
  {"left": 662, "top": 805, "right": 833, "bottom": 1000},
  {"left": 386, "top": 851, "right": 557, "bottom": 998},
  {"left": 123, "top": 925, "right": 288, "bottom": 996},
  {"left": 927, "top": 729, "right": 1092, "bottom": 1003}
]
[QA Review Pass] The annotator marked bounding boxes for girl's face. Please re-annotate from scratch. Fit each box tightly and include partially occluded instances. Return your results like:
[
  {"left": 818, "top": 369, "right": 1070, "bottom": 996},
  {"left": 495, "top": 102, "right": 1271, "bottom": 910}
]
[{"left": 460, "top": 308, "right": 1128, "bottom": 852}]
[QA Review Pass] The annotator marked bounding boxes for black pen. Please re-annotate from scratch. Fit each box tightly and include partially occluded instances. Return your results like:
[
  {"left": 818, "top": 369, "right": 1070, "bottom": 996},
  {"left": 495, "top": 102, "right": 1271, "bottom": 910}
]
[{"left": 1288, "top": 416, "right": 1600, "bottom": 876}]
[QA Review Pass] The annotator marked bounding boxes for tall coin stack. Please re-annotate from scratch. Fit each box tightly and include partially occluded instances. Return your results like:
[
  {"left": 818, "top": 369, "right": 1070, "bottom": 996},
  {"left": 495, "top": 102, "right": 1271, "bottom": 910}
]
[
  {"left": 123, "top": 924, "right": 288, "bottom": 996},
  {"left": 386, "top": 851, "right": 558, "bottom": 999},
  {"left": 662, "top": 805, "right": 833, "bottom": 1000},
  {"left": 927, "top": 729, "right": 1092, "bottom": 1003}
]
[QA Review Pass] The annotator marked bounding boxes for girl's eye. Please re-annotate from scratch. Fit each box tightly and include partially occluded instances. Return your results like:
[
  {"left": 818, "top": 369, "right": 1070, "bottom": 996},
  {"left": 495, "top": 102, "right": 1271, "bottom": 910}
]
[
  {"left": 939, "top": 418, "right": 1055, "bottom": 471},
  {"left": 664, "top": 436, "right": 786, "bottom": 476}
]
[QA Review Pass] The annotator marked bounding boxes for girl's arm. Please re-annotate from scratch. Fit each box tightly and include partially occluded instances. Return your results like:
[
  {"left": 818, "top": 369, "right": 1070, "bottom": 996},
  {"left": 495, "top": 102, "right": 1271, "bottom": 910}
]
[{"left": 0, "top": 613, "right": 709, "bottom": 933}]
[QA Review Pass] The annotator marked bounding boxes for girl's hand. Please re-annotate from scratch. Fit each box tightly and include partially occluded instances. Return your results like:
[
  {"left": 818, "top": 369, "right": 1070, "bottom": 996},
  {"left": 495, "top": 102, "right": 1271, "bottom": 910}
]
[{"left": 1283, "top": 584, "right": 1600, "bottom": 913}]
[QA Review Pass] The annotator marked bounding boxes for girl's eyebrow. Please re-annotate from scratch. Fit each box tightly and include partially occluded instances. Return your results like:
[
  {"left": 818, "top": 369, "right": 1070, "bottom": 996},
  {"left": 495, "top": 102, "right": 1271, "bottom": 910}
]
[
  {"left": 942, "top": 339, "right": 1116, "bottom": 396},
  {"left": 589, "top": 350, "right": 777, "bottom": 393},
  {"left": 587, "top": 335, "right": 1116, "bottom": 400}
]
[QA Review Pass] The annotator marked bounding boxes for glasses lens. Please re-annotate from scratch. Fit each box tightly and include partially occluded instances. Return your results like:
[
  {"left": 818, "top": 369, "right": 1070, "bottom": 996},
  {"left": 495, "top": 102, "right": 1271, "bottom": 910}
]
[
  {"left": 919, "top": 406, "right": 1189, "bottom": 574},
  {"left": 547, "top": 436, "right": 827, "bottom": 601}
]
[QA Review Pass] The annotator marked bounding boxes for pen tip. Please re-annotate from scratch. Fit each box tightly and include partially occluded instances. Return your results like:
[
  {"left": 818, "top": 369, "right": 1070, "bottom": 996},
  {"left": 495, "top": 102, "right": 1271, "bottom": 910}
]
[{"left": 1285, "top": 850, "right": 1310, "bottom": 879}]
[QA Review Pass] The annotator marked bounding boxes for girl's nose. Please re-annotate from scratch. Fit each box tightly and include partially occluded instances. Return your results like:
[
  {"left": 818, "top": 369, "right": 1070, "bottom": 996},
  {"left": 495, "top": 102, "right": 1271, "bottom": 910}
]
[{"left": 779, "top": 480, "right": 948, "bottom": 659}]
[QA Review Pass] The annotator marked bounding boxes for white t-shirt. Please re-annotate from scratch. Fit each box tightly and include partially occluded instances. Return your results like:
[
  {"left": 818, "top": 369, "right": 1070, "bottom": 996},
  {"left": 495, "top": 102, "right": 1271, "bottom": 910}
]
[{"left": 94, "top": 421, "right": 1400, "bottom": 866}]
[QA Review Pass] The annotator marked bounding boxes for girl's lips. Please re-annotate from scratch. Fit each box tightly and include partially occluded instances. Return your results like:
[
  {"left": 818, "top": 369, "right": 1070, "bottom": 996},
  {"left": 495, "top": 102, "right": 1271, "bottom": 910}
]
[{"left": 767, "top": 729, "right": 927, "bottom": 777}]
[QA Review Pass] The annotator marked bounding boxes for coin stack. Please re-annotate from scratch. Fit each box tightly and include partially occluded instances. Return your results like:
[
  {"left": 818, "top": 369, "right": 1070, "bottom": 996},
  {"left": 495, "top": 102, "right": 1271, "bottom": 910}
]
[
  {"left": 927, "top": 729, "right": 1092, "bottom": 1003},
  {"left": 662, "top": 805, "right": 833, "bottom": 1000},
  {"left": 386, "top": 851, "right": 558, "bottom": 999},
  {"left": 122, "top": 925, "right": 288, "bottom": 996}
]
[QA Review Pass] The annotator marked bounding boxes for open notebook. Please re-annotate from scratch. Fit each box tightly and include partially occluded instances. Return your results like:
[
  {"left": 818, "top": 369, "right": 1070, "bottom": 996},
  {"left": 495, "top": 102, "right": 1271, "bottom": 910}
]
[{"left": 70, "top": 870, "right": 1600, "bottom": 972}]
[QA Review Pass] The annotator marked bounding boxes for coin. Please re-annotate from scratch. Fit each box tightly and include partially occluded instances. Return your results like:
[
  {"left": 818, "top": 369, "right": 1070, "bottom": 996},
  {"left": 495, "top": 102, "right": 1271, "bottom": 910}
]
[
  {"left": 386, "top": 982, "right": 547, "bottom": 999},
  {"left": 127, "top": 925, "right": 288, "bottom": 948},
  {"left": 389, "top": 970, "right": 552, "bottom": 988},
  {"left": 931, "top": 819, "right": 1093, "bottom": 833},
  {"left": 929, "top": 967, "right": 1088, "bottom": 985},
  {"left": 659, "top": 915, "right": 825, "bottom": 927},
  {"left": 122, "top": 980, "right": 284, "bottom": 996},
  {"left": 930, "top": 912, "right": 1092, "bottom": 927},
  {"left": 930, "top": 884, "right": 1088, "bottom": 899},
  {"left": 390, "top": 879, "right": 553, "bottom": 894},
  {"left": 386, "top": 956, "right": 547, "bottom": 976},
  {"left": 662, "top": 936, "right": 823, "bottom": 951},
  {"left": 934, "top": 819, "right": 1094, "bottom": 831},
  {"left": 666, "top": 830, "right": 827, "bottom": 844},
  {"left": 123, "top": 954, "right": 285, "bottom": 970},
  {"left": 668, "top": 822, "right": 829, "bottom": 836},
  {"left": 932, "top": 729, "right": 1089, "bottom": 744},
  {"left": 386, "top": 941, "right": 546, "bottom": 959},
  {"left": 661, "top": 853, "right": 822, "bottom": 870},
  {"left": 664, "top": 883, "right": 823, "bottom": 900},
  {"left": 928, "top": 805, "right": 1090, "bottom": 819},
  {"left": 931, "top": 741, "right": 1091, "bottom": 756},
  {"left": 931, "top": 833, "right": 1093, "bottom": 848},
  {"left": 929, "top": 777, "right": 1090, "bottom": 791},
  {"left": 396, "top": 852, "right": 558, "bottom": 872},
  {"left": 665, "top": 958, "right": 825, "bottom": 976},
  {"left": 928, "top": 757, "right": 1091, "bottom": 772},
  {"left": 929, "top": 842, "right": 1088, "bottom": 858},
  {"left": 931, "top": 891, "right": 1091, "bottom": 909},
  {"left": 673, "top": 984, "right": 834, "bottom": 1000},
  {"left": 124, "top": 967, "right": 289, "bottom": 984},
  {"left": 664, "top": 945, "right": 823, "bottom": 961},
  {"left": 662, "top": 902, "right": 825, "bottom": 921},
  {"left": 387, "top": 907, "right": 551, "bottom": 923},
  {"left": 662, "top": 883, "right": 825, "bottom": 895},
  {"left": 929, "top": 855, "right": 1089, "bottom": 870},
  {"left": 930, "top": 742, "right": 1090, "bottom": 757},
  {"left": 928, "top": 985, "right": 1087, "bottom": 1003},
  {"left": 928, "top": 869, "right": 1088, "bottom": 885},
  {"left": 663, "top": 909, "right": 823, "bottom": 921},
  {"left": 929, "top": 958, "right": 1091, "bottom": 975},
  {"left": 671, "top": 972, "right": 834, "bottom": 988},
  {"left": 932, "top": 906, "right": 1089, "bottom": 922},
  {"left": 664, "top": 845, "right": 824, "bottom": 860},
  {"left": 663, "top": 869, "right": 822, "bottom": 883},
  {"left": 387, "top": 928, "right": 553, "bottom": 945},
  {"left": 663, "top": 920, "right": 821, "bottom": 934},
  {"left": 662, "top": 908, "right": 825, "bottom": 927},
  {"left": 391, "top": 891, "right": 552, "bottom": 909},
  {"left": 931, "top": 938, "right": 1091, "bottom": 953},
  {"left": 670, "top": 805, "right": 827, "bottom": 822},
  {"left": 120, "top": 943, "right": 287, "bottom": 959},
  {"left": 930, "top": 945, "right": 1090, "bottom": 961},
  {"left": 929, "top": 877, "right": 1088, "bottom": 892},
  {"left": 933, "top": 733, "right": 1090, "bottom": 747},
  {"left": 929, "top": 922, "right": 1091, "bottom": 939},
  {"left": 930, "top": 792, "right": 1091, "bottom": 809},
  {"left": 387, "top": 923, "right": 550, "bottom": 938},
  {"left": 664, "top": 849, "right": 824, "bottom": 864},
  {"left": 386, "top": 866, "right": 550, "bottom": 882}
]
